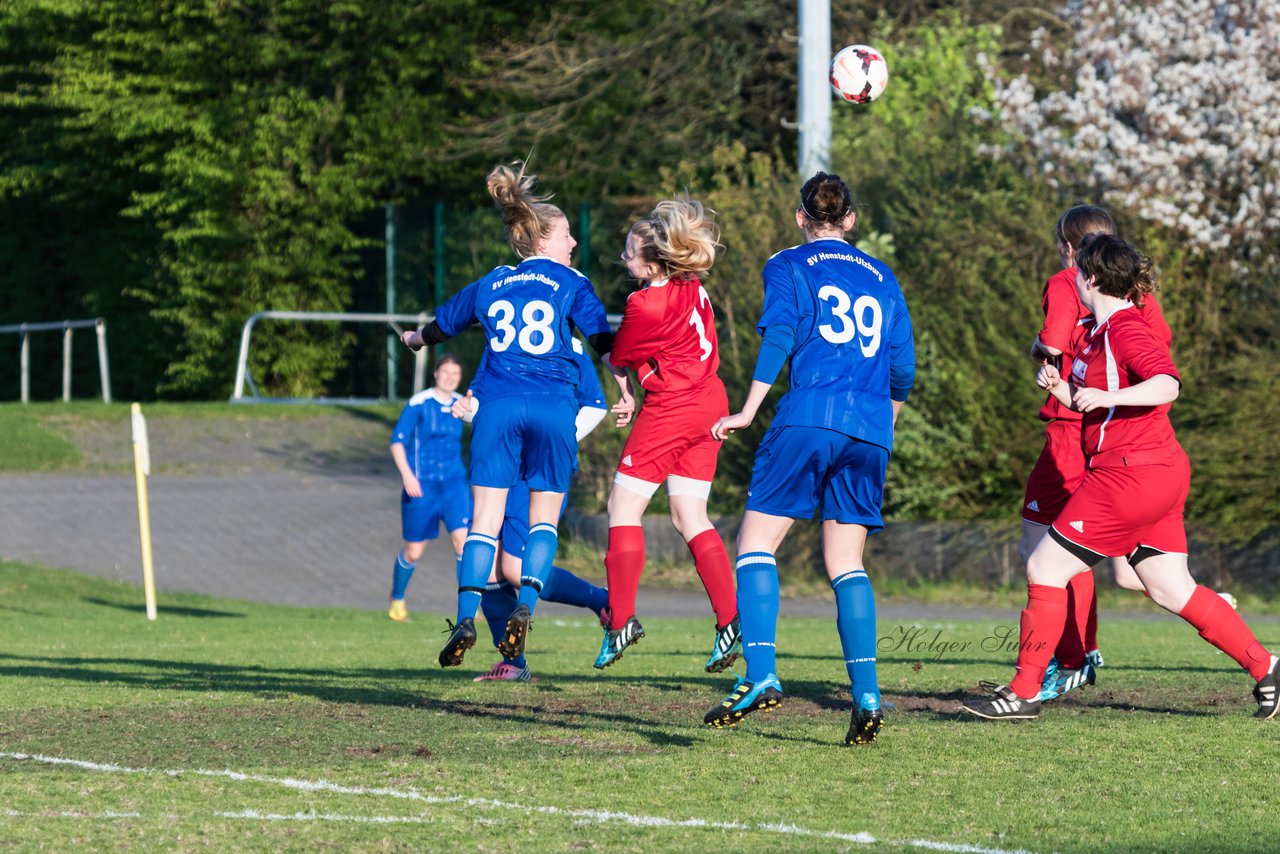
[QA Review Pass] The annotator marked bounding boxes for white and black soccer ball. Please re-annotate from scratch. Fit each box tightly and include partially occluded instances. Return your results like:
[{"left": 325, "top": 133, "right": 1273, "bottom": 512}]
[{"left": 830, "top": 44, "right": 888, "bottom": 105}]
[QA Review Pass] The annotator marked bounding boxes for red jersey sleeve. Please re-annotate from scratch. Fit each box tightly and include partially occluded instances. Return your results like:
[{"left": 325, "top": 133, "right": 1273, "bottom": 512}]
[
  {"left": 1115, "top": 312, "right": 1181, "bottom": 386},
  {"left": 610, "top": 290, "right": 665, "bottom": 370},
  {"left": 1039, "top": 268, "right": 1084, "bottom": 354},
  {"left": 1138, "top": 294, "right": 1173, "bottom": 349}
]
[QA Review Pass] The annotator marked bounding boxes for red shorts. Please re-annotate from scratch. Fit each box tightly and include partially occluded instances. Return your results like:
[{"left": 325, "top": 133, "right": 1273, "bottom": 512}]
[
  {"left": 1049, "top": 450, "right": 1190, "bottom": 559},
  {"left": 1022, "top": 419, "right": 1086, "bottom": 526},
  {"left": 617, "top": 379, "right": 728, "bottom": 484}
]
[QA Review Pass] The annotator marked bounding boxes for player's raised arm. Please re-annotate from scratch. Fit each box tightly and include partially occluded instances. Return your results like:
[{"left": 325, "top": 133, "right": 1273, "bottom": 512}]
[{"left": 401, "top": 280, "right": 481, "bottom": 351}]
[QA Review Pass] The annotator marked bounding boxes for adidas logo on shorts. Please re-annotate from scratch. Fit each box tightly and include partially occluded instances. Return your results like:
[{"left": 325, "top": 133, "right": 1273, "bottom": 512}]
[
  {"left": 1026, "top": 500, "right": 1039, "bottom": 511},
  {"left": 622, "top": 455, "right": 633, "bottom": 466},
  {"left": 1069, "top": 520, "right": 1084, "bottom": 533}
]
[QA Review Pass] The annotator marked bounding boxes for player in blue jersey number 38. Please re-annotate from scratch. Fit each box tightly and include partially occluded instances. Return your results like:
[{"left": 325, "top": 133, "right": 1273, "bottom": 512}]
[{"left": 401, "top": 160, "right": 627, "bottom": 668}]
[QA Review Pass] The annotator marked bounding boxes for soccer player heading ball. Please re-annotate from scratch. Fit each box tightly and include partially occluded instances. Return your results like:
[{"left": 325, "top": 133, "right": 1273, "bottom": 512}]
[
  {"left": 594, "top": 195, "right": 742, "bottom": 673},
  {"left": 703, "top": 172, "right": 916, "bottom": 745},
  {"left": 402, "top": 160, "right": 628, "bottom": 668},
  {"left": 962, "top": 234, "right": 1280, "bottom": 721}
]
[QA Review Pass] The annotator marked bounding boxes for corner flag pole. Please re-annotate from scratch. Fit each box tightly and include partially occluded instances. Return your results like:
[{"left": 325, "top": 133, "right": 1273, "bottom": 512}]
[{"left": 131, "top": 402, "right": 157, "bottom": 621}]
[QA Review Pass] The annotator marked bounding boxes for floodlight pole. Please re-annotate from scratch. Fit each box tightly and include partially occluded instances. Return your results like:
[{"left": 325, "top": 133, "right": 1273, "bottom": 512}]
[{"left": 798, "top": 0, "right": 832, "bottom": 178}]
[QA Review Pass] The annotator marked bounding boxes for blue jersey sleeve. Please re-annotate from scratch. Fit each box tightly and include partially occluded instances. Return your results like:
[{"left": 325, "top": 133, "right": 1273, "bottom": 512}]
[
  {"left": 434, "top": 280, "right": 482, "bottom": 337},
  {"left": 568, "top": 277, "right": 611, "bottom": 337},
  {"left": 390, "top": 400, "right": 420, "bottom": 447},
  {"left": 572, "top": 339, "right": 607, "bottom": 409},
  {"left": 887, "top": 288, "right": 916, "bottom": 402},
  {"left": 758, "top": 254, "right": 800, "bottom": 336}
]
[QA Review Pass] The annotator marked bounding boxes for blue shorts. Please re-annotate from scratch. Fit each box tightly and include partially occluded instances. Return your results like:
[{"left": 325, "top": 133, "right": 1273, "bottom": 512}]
[
  {"left": 401, "top": 478, "right": 471, "bottom": 542},
  {"left": 469, "top": 394, "right": 577, "bottom": 492},
  {"left": 745, "top": 426, "right": 888, "bottom": 531},
  {"left": 501, "top": 481, "right": 572, "bottom": 559}
]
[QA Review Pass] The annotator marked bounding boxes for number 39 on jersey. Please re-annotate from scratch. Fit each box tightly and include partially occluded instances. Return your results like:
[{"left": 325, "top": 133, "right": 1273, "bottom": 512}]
[{"left": 817, "top": 284, "right": 882, "bottom": 356}]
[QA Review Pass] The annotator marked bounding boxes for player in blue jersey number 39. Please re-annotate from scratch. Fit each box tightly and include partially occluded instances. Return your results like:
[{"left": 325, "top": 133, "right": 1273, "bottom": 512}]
[{"left": 705, "top": 172, "right": 916, "bottom": 746}]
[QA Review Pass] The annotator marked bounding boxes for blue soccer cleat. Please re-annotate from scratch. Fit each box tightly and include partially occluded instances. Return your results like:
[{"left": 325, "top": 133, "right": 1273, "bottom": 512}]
[
  {"left": 1037, "top": 657, "right": 1063, "bottom": 702},
  {"left": 704, "top": 616, "right": 742, "bottom": 673},
  {"left": 593, "top": 614, "right": 645, "bottom": 669},
  {"left": 1085, "top": 649, "right": 1105, "bottom": 669},
  {"left": 846, "top": 692, "right": 884, "bottom": 745},
  {"left": 704, "top": 674, "right": 784, "bottom": 728},
  {"left": 1052, "top": 662, "right": 1097, "bottom": 699}
]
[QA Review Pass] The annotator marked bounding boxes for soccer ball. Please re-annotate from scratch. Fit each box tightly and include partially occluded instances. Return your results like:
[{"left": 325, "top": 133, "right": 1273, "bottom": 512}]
[{"left": 830, "top": 44, "right": 888, "bottom": 104}]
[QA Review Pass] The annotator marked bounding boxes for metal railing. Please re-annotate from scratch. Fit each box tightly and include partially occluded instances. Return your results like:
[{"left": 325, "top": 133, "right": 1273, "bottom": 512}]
[
  {"left": 230, "top": 309, "right": 624, "bottom": 405},
  {"left": 231, "top": 310, "right": 432, "bottom": 404},
  {"left": 0, "top": 318, "right": 112, "bottom": 403}
]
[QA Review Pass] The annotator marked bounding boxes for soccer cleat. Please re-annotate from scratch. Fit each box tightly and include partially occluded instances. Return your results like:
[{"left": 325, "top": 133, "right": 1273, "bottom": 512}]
[
  {"left": 704, "top": 616, "right": 742, "bottom": 673},
  {"left": 704, "top": 674, "right": 784, "bottom": 728},
  {"left": 473, "top": 661, "right": 532, "bottom": 682},
  {"left": 497, "top": 604, "right": 532, "bottom": 661},
  {"left": 845, "top": 693, "right": 884, "bottom": 745},
  {"left": 438, "top": 617, "right": 476, "bottom": 667},
  {"left": 388, "top": 599, "right": 408, "bottom": 622},
  {"left": 1051, "top": 662, "right": 1097, "bottom": 699},
  {"left": 1253, "top": 656, "right": 1280, "bottom": 720},
  {"left": 1037, "top": 657, "right": 1063, "bottom": 702},
  {"left": 1085, "top": 649, "right": 1105, "bottom": 668},
  {"left": 960, "top": 684, "right": 1042, "bottom": 720},
  {"left": 593, "top": 615, "right": 645, "bottom": 669}
]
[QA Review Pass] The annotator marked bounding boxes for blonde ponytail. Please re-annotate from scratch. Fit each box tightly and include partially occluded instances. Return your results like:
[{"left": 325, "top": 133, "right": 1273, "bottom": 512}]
[{"left": 486, "top": 161, "right": 565, "bottom": 258}]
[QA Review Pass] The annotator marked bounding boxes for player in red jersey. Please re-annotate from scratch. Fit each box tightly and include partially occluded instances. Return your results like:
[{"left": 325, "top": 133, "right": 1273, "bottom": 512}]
[
  {"left": 964, "top": 234, "right": 1280, "bottom": 721},
  {"left": 592, "top": 195, "right": 741, "bottom": 673},
  {"left": 1021, "top": 205, "right": 1147, "bottom": 699}
]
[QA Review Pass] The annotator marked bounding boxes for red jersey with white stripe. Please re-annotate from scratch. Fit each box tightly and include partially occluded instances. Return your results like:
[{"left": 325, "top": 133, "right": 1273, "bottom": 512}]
[
  {"left": 1069, "top": 303, "right": 1182, "bottom": 468},
  {"left": 610, "top": 276, "right": 720, "bottom": 397}
]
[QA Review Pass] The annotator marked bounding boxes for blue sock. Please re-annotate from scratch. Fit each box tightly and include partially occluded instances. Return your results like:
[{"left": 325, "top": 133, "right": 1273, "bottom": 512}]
[
  {"left": 481, "top": 581, "right": 526, "bottom": 668},
  {"left": 391, "top": 551, "right": 416, "bottom": 601},
  {"left": 540, "top": 566, "right": 607, "bottom": 616},
  {"left": 736, "top": 552, "right": 780, "bottom": 683},
  {"left": 832, "top": 568, "right": 879, "bottom": 708},
  {"left": 517, "top": 524, "right": 559, "bottom": 613},
  {"left": 457, "top": 532, "right": 497, "bottom": 623}
]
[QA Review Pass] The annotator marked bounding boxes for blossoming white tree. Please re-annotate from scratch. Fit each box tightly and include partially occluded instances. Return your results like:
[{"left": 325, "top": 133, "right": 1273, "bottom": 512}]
[{"left": 988, "top": 0, "right": 1279, "bottom": 257}]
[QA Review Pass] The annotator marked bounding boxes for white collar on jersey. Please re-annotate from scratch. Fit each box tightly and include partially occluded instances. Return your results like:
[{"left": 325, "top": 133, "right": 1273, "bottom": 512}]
[
  {"left": 643, "top": 277, "right": 671, "bottom": 289},
  {"left": 427, "top": 388, "right": 455, "bottom": 406}
]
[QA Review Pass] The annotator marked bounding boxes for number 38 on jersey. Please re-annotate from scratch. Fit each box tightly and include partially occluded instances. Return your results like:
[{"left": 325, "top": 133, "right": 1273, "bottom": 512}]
[{"left": 487, "top": 299, "right": 557, "bottom": 355}]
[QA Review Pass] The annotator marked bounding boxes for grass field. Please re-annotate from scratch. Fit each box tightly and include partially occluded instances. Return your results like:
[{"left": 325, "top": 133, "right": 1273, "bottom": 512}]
[{"left": 2, "top": 560, "right": 1277, "bottom": 852}]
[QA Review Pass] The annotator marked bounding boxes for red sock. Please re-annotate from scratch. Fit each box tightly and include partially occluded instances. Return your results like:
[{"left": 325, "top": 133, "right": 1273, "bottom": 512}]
[
  {"left": 604, "top": 526, "right": 645, "bottom": 629},
  {"left": 1085, "top": 582, "right": 1099, "bottom": 652},
  {"left": 1009, "top": 584, "right": 1070, "bottom": 700},
  {"left": 1178, "top": 586, "right": 1272, "bottom": 681},
  {"left": 687, "top": 529, "right": 737, "bottom": 629},
  {"left": 1054, "top": 571, "right": 1093, "bottom": 669}
]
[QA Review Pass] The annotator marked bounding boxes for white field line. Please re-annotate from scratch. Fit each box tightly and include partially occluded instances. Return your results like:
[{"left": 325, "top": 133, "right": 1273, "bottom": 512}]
[{"left": 1, "top": 752, "right": 1034, "bottom": 854}]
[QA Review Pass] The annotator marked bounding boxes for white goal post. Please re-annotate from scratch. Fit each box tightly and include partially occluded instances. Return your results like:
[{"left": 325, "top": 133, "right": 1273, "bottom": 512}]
[{"left": 230, "top": 310, "right": 432, "bottom": 405}]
